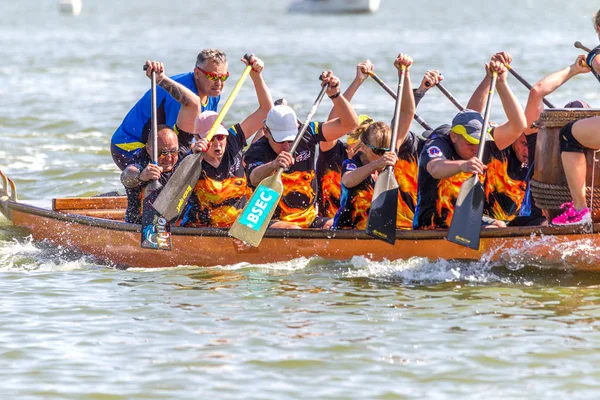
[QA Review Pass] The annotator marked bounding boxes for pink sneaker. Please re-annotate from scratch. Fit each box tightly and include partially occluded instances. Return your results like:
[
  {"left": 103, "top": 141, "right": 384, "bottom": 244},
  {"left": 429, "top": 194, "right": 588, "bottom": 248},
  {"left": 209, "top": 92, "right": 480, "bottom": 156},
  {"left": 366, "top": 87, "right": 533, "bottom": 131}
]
[{"left": 551, "top": 205, "right": 592, "bottom": 225}]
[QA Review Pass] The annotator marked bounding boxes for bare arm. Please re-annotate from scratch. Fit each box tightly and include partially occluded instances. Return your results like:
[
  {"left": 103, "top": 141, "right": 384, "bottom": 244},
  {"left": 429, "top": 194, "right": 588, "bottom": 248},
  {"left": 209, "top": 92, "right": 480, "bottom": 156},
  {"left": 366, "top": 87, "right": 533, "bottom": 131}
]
[
  {"left": 427, "top": 157, "right": 486, "bottom": 179},
  {"left": 492, "top": 70, "right": 527, "bottom": 150},
  {"left": 341, "top": 152, "right": 396, "bottom": 188},
  {"left": 249, "top": 161, "right": 278, "bottom": 186},
  {"left": 525, "top": 55, "right": 590, "bottom": 134},
  {"left": 238, "top": 55, "right": 273, "bottom": 139},
  {"left": 395, "top": 63, "right": 415, "bottom": 150},
  {"left": 320, "top": 71, "right": 359, "bottom": 142}
]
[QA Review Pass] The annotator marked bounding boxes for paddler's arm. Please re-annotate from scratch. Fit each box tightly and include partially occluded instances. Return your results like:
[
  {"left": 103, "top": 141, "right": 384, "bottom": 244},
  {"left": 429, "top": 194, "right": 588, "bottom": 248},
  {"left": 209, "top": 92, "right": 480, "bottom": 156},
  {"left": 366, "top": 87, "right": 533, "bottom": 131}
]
[
  {"left": 144, "top": 60, "right": 201, "bottom": 131},
  {"left": 121, "top": 163, "right": 161, "bottom": 188},
  {"left": 393, "top": 53, "right": 416, "bottom": 150},
  {"left": 465, "top": 52, "right": 513, "bottom": 114},
  {"left": 427, "top": 157, "right": 486, "bottom": 180},
  {"left": 321, "top": 60, "right": 374, "bottom": 152},
  {"left": 524, "top": 54, "right": 590, "bottom": 135},
  {"left": 238, "top": 54, "right": 273, "bottom": 140},
  {"left": 320, "top": 71, "right": 359, "bottom": 142},
  {"left": 248, "top": 152, "right": 295, "bottom": 187},
  {"left": 488, "top": 60, "right": 527, "bottom": 150}
]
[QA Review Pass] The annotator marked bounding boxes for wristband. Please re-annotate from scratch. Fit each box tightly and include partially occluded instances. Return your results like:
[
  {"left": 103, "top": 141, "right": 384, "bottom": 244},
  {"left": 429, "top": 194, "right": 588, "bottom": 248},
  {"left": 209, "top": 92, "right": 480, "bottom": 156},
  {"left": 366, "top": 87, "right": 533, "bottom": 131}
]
[{"left": 328, "top": 91, "right": 341, "bottom": 100}]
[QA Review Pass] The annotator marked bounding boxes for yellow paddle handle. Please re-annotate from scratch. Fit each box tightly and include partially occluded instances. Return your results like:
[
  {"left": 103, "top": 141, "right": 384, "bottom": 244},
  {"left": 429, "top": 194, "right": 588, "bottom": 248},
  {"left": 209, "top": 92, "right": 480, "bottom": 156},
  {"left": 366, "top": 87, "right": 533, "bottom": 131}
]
[{"left": 204, "top": 62, "right": 253, "bottom": 142}]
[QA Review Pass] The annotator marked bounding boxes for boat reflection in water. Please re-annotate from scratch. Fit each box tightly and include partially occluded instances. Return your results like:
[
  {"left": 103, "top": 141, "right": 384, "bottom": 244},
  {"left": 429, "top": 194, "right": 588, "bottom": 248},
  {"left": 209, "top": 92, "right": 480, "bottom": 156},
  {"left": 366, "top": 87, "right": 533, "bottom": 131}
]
[{"left": 288, "top": 0, "right": 380, "bottom": 14}]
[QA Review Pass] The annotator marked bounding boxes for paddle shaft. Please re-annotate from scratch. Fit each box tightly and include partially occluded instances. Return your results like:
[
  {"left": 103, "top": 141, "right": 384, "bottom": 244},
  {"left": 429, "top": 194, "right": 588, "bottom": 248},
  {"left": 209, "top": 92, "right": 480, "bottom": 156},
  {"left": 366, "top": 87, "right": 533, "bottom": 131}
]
[
  {"left": 368, "top": 71, "right": 432, "bottom": 131},
  {"left": 476, "top": 72, "right": 498, "bottom": 161},
  {"left": 506, "top": 65, "right": 556, "bottom": 108},
  {"left": 389, "top": 66, "right": 406, "bottom": 154},
  {"left": 431, "top": 82, "right": 464, "bottom": 111}
]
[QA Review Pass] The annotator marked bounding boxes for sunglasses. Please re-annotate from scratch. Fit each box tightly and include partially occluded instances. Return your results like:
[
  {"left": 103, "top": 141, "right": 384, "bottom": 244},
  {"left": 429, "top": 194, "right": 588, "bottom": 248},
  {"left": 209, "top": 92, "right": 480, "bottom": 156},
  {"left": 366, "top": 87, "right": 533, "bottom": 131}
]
[
  {"left": 363, "top": 141, "right": 389, "bottom": 156},
  {"left": 212, "top": 134, "right": 227, "bottom": 142},
  {"left": 196, "top": 66, "right": 230, "bottom": 82},
  {"left": 158, "top": 148, "right": 178, "bottom": 158}
]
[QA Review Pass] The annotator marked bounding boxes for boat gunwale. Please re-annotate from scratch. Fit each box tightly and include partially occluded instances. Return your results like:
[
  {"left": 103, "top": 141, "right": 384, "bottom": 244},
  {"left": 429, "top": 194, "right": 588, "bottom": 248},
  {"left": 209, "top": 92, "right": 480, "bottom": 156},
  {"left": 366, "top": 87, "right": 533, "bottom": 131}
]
[{"left": 4, "top": 198, "right": 597, "bottom": 241}]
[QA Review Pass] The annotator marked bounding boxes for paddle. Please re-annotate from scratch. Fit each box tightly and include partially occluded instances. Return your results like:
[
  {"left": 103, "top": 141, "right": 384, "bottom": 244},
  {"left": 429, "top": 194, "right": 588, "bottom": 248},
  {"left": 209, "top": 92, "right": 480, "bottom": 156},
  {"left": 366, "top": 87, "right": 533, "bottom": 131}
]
[
  {"left": 364, "top": 65, "right": 406, "bottom": 244},
  {"left": 505, "top": 65, "right": 556, "bottom": 108},
  {"left": 141, "top": 66, "right": 172, "bottom": 250},
  {"left": 574, "top": 41, "right": 592, "bottom": 53},
  {"left": 152, "top": 55, "right": 252, "bottom": 222},
  {"left": 229, "top": 78, "right": 329, "bottom": 247},
  {"left": 425, "top": 81, "right": 465, "bottom": 111},
  {"left": 367, "top": 71, "right": 432, "bottom": 131},
  {"left": 447, "top": 71, "right": 498, "bottom": 250}
]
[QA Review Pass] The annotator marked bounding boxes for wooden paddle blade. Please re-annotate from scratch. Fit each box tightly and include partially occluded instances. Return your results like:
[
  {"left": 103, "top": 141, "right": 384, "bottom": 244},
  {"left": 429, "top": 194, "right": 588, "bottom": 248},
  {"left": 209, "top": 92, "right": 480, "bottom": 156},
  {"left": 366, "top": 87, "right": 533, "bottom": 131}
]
[
  {"left": 365, "top": 168, "right": 399, "bottom": 245},
  {"left": 228, "top": 174, "right": 283, "bottom": 247},
  {"left": 141, "top": 185, "right": 172, "bottom": 250},
  {"left": 447, "top": 175, "right": 485, "bottom": 250},
  {"left": 152, "top": 152, "right": 203, "bottom": 222}
]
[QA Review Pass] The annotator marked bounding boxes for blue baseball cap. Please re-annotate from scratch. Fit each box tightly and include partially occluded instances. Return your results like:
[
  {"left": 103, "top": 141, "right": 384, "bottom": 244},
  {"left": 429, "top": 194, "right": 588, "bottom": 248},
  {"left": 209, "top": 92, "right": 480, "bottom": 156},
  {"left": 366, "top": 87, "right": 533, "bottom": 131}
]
[{"left": 451, "top": 109, "right": 492, "bottom": 145}]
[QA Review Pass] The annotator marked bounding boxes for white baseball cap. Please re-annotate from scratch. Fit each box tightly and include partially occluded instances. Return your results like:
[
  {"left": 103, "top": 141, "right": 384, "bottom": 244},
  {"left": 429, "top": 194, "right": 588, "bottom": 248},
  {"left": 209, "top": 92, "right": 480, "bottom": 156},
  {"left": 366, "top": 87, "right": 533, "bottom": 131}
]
[{"left": 265, "top": 105, "right": 298, "bottom": 142}]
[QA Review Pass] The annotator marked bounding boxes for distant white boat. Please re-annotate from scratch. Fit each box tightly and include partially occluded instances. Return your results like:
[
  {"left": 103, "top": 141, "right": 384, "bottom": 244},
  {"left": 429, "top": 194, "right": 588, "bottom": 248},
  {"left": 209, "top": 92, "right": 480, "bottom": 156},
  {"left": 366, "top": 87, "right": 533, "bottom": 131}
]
[
  {"left": 288, "top": 0, "right": 380, "bottom": 14},
  {"left": 59, "top": 0, "right": 82, "bottom": 16}
]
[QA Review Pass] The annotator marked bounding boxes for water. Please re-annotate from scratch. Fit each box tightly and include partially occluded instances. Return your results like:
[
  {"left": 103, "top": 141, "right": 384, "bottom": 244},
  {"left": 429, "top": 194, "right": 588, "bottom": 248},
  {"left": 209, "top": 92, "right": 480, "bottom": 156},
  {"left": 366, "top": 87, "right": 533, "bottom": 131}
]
[{"left": 2, "top": 0, "right": 600, "bottom": 398}]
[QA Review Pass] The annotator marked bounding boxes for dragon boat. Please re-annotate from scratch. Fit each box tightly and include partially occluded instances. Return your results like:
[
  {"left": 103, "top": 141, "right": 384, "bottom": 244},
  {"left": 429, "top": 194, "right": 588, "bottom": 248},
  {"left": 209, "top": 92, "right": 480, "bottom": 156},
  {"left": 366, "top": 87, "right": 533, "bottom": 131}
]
[{"left": 1, "top": 169, "right": 598, "bottom": 270}]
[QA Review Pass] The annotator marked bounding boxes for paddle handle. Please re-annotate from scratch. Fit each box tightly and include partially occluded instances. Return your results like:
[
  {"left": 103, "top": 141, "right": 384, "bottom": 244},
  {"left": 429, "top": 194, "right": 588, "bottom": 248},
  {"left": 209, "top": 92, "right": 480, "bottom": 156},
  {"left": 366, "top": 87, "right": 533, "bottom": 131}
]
[
  {"left": 476, "top": 72, "right": 497, "bottom": 163},
  {"left": 575, "top": 41, "right": 592, "bottom": 53},
  {"left": 506, "top": 65, "right": 555, "bottom": 109},
  {"left": 389, "top": 65, "right": 406, "bottom": 156},
  {"left": 204, "top": 54, "right": 253, "bottom": 142},
  {"left": 368, "top": 71, "right": 432, "bottom": 131}
]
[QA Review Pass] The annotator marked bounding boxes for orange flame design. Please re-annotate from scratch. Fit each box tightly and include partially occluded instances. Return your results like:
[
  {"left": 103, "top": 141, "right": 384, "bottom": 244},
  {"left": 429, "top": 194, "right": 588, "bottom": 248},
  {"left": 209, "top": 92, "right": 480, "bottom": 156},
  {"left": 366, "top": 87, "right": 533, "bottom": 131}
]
[
  {"left": 351, "top": 189, "right": 373, "bottom": 230},
  {"left": 485, "top": 158, "right": 525, "bottom": 221},
  {"left": 435, "top": 171, "right": 476, "bottom": 228},
  {"left": 320, "top": 169, "right": 342, "bottom": 218},
  {"left": 191, "top": 176, "right": 251, "bottom": 227},
  {"left": 279, "top": 170, "right": 317, "bottom": 228},
  {"left": 394, "top": 157, "right": 418, "bottom": 229}
]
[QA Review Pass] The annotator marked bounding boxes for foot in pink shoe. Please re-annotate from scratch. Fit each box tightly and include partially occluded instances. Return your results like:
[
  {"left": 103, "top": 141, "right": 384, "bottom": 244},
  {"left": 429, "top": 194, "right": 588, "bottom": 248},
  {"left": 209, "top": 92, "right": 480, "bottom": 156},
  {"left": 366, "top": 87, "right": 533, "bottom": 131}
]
[{"left": 552, "top": 205, "right": 591, "bottom": 226}]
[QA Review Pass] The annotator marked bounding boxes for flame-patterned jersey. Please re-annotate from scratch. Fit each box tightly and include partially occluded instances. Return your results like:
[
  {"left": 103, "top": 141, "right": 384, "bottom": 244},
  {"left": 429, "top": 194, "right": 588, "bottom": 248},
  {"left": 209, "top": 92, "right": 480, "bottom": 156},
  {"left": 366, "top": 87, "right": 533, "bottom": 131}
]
[
  {"left": 414, "top": 134, "right": 489, "bottom": 229},
  {"left": 394, "top": 131, "right": 425, "bottom": 229},
  {"left": 123, "top": 146, "right": 188, "bottom": 224},
  {"left": 178, "top": 124, "right": 250, "bottom": 228},
  {"left": 244, "top": 122, "right": 326, "bottom": 228},
  {"left": 482, "top": 143, "right": 528, "bottom": 222},
  {"left": 332, "top": 153, "right": 375, "bottom": 230},
  {"left": 316, "top": 141, "right": 348, "bottom": 218}
]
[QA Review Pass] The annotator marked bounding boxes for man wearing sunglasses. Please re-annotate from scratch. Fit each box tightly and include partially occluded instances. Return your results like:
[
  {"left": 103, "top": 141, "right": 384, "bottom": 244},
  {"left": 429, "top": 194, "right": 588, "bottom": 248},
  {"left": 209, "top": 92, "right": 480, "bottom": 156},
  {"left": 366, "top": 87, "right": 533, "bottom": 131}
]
[
  {"left": 111, "top": 48, "right": 227, "bottom": 171},
  {"left": 243, "top": 70, "right": 359, "bottom": 230},
  {"left": 120, "top": 125, "right": 186, "bottom": 224}
]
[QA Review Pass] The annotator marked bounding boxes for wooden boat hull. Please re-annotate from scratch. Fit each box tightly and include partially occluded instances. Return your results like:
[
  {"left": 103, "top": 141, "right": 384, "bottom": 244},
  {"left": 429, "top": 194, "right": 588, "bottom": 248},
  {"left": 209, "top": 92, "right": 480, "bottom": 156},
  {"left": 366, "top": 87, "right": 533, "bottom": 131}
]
[{"left": 4, "top": 200, "right": 600, "bottom": 269}]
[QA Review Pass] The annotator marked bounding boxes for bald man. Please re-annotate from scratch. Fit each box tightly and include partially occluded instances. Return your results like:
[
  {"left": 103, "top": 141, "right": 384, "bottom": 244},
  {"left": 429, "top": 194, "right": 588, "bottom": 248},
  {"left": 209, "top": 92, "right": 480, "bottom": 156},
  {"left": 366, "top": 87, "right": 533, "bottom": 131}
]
[{"left": 120, "top": 125, "right": 188, "bottom": 223}]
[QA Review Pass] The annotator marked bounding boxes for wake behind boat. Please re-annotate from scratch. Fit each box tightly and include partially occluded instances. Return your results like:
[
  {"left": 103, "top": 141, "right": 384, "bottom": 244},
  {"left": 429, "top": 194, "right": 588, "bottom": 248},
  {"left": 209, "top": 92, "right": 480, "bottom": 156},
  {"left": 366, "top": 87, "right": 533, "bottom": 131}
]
[
  {"left": 1, "top": 169, "right": 598, "bottom": 269},
  {"left": 288, "top": 0, "right": 380, "bottom": 14}
]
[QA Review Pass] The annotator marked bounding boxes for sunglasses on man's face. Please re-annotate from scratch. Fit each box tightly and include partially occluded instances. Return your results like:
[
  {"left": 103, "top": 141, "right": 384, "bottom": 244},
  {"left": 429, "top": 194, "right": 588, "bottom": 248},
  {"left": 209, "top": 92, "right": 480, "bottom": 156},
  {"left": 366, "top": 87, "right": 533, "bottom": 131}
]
[
  {"left": 158, "top": 148, "right": 178, "bottom": 158},
  {"left": 363, "top": 141, "right": 389, "bottom": 156},
  {"left": 196, "top": 66, "right": 230, "bottom": 82}
]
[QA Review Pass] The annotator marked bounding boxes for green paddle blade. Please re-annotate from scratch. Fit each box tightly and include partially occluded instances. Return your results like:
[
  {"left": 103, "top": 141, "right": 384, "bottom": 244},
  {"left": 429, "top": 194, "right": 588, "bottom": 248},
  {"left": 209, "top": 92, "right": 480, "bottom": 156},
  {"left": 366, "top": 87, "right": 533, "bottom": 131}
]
[
  {"left": 365, "top": 168, "right": 399, "bottom": 245},
  {"left": 141, "top": 183, "right": 172, "bottom": 250},
  {"left": 228, "top": 173, "right": 283, "bottom": 247},
  {"left": 447, "top": 175, "right": 485, "bottom": 250},
  {"left": 152, "top": 152, "right": 203, "bottom": 222}
]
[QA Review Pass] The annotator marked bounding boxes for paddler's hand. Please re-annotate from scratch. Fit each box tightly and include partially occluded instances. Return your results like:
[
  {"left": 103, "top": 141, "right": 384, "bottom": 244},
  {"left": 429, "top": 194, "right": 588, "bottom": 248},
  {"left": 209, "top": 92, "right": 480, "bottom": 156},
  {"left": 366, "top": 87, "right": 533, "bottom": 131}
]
[
  {"left": 491, "top": 51, "right": 512, "bottom": 67},
  {"left": 460, "top": 157, "right": 487, "bottom": 175},
  {"left": 418, "top": 70, "right": 443, "bottom": 92},
  {"left": 321, "top": 70, "right": 341, "bottom": 98},
  {"left": 243, "top": 54, "right": 264, "bottom": 77},
  {"left": 273, "top": 151, "right": 294, "bottom": 170},
  {"left": 140, "top": 163, "right": 163, "bottom": 182},
  {"left": 356, "top": 60, "right": 374, "bottom": 82},
  {"left": 192, "top": 138, "right": 210, "bottom": 153},
  {"left": 394, "top": 53, "right": 413, "bottom": 74},
  {"left": 572, "top": 54, "right": 591, "bottom": 74},
  {"left": 145, "top": 60, "right": 166, "bottom": 83},
  {"left": 489, "top": 59, "right": 508, "bottom": 82},
  {"left": 374, "top": 151, "right": 398, "bottom": 171}
]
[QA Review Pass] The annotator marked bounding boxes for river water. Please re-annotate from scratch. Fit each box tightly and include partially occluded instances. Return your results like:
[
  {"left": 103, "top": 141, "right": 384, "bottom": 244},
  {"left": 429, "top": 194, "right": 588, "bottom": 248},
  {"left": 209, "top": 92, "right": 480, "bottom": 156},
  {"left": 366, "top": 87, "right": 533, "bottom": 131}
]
[{"left": 2, "top": 0, "right": 600, "bottom": 398}]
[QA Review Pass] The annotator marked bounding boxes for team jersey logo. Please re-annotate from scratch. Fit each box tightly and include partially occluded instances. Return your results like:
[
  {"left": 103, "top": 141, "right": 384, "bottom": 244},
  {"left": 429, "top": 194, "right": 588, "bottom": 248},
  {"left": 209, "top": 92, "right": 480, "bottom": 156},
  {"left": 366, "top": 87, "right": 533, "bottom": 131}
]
[
  {"left": 346, "top": 162, "right": 357, "bottom": 171},
  {"left": 427, "top": 146, "right": 443, "bottom": 158},
  {"left": 296, "top": 150, "right": 311, "bottom": 163}
]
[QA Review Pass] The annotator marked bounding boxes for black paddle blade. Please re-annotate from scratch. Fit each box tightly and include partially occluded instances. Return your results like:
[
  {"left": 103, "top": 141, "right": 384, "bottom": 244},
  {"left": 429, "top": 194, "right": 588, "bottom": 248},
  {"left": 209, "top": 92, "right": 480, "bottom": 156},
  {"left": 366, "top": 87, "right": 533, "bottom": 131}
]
[
  {"left": 141, "top": 185, "right": 172, "bottom": 250},
  {"left": 365, "top": 169, "right": 399, "bottom": 245},
  {"left": 447, "top": 176, "right": 485, "bottom": 250},
  {"left": 152, "top": 152, "right": 203, "bottom": 222}
]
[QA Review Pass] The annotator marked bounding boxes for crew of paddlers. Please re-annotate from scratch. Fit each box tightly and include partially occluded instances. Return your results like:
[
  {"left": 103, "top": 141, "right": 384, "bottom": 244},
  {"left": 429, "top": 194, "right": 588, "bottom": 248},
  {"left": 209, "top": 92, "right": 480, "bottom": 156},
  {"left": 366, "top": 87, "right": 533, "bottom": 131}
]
[{"left": 112, "top": 10, "right": 600, "bottom": 231}]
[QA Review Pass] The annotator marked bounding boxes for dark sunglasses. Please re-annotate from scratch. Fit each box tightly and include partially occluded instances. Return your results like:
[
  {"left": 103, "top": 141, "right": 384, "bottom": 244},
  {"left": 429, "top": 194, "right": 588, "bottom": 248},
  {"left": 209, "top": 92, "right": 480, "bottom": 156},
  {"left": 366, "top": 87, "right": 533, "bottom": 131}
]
[
  {"left": 363, "top": 141, "right": 389, "bottom": 156},
  {"left": 196, "top": 66, "right": 230, "bottom": 82},
  {"left": 212, "top": 134, "right": 227, "bottom": 142},
  {"left": 158, "top": 148, "right": 178, "bottom": 158}
]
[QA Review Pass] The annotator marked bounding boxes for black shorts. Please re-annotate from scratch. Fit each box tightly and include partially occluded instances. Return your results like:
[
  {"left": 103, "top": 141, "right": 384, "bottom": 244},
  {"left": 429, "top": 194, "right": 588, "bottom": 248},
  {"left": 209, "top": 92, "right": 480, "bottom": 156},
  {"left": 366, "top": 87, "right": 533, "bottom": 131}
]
[{"left": 560, "top": 121, "right": 587, "bottom": 154}]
